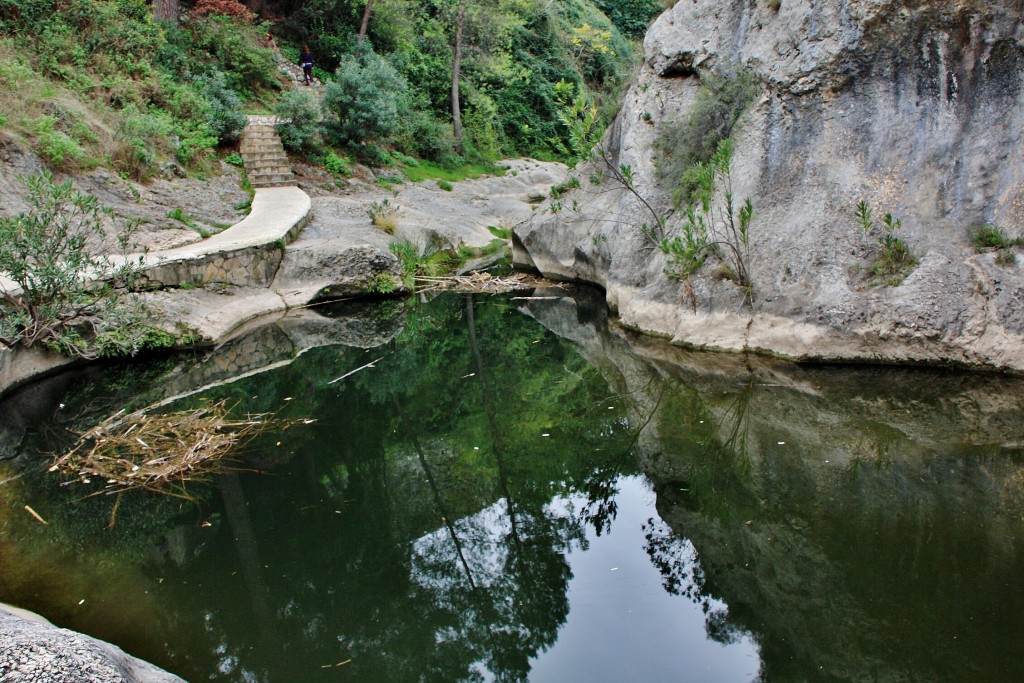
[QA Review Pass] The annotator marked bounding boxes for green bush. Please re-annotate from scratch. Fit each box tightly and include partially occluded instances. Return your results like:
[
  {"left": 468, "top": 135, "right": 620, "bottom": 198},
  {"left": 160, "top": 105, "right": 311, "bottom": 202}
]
[
  {"left": 320, "top": 150, "right": 351, "bottom": 178},
  {"left": 396, "top": 109, "right": 457, "bottom": 164},
  {"left": 593, "top": 0, "right": 661, "bottom": 38},
  {"left": 186, "top": 16, "right": 278, "bottom": 95},
  {"left": 970, "top": 224, "right": 1022, "bottom": 251},
  {"left": 854, "top": 204, "right": 918, "bottom": 286},
  {"left": 194, "top": 70, "right": 246, "bottom": 144},
  {"left": 660, "top": 140, "right": 753, "bottom": 299},
  {"left": 275, "top": 89, "right": 322, "bottom": 153},
  {"left": 322, "top": 46, "right": 409, "bottom": 154},
  {"left": 32, "top": 116, "right": 85, "bottom": 169},
  {"left": 0, "top": 173, "right": 155, "bottom": 358}
]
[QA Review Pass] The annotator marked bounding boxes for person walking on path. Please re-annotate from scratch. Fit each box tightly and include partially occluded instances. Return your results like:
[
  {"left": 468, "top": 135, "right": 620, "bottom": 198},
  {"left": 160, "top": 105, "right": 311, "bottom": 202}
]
[{"left": 299, "top": 46, "right": 314, "bottom": 86}]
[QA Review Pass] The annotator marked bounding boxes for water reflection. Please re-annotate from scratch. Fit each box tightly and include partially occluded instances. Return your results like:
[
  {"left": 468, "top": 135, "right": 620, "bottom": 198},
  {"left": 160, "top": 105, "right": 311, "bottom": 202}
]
[{"left": 0, "top": 289, "right": 1023, "bottom": 681}]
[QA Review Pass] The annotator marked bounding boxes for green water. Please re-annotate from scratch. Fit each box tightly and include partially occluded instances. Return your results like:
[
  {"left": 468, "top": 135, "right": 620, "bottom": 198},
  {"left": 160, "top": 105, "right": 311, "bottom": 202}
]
[{"left": 1, "top": 290, "right": 1023, "bottom": 682}]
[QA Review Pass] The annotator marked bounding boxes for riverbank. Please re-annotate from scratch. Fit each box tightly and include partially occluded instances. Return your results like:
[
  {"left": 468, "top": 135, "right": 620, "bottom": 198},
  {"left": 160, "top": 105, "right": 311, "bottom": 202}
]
[{"left": 0, "top": 125, "right": 568, "bottom": 399}]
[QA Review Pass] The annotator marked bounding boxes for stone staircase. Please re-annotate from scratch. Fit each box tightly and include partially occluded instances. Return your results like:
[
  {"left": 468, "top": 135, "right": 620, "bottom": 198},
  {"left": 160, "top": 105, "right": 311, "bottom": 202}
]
[{"left": 241, "top": 115, "right": 297, "bottom": 188}]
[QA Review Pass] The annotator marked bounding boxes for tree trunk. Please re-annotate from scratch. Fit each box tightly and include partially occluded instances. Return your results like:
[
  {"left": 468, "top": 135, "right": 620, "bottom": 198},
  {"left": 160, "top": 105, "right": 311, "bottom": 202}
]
[
  {"left": 451, "top": 0, "right": 466, "bottom": 156},
  {"left": 358, "top": 0, "right": 375, "bottom": 41},
  {"left": 152, "top": 0, "right": 179, "bottom": 24}
]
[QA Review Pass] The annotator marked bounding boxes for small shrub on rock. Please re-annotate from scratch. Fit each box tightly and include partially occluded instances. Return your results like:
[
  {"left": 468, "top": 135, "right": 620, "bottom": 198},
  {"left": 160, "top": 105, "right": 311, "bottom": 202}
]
[{"left": 0, "top": 173, "right": 158, "bottom": 358}]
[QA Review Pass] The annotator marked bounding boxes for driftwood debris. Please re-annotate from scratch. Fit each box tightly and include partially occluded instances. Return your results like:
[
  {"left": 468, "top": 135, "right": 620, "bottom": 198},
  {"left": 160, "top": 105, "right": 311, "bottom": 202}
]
[
  {"left": 52, "top": 399, "right": 302, "bottom": 495},
  {"left": 414, "top": 271, "right": 554, "bottom": 294}
]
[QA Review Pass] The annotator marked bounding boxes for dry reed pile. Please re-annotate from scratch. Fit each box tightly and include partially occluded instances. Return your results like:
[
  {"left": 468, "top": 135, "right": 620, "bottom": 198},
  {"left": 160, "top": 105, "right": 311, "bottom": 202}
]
[
  {"left": 414, "top": 271, "right": 554, "bottom": 293},
  {"left": 52, "top": 399, "right": 298, "bottom": 495}
]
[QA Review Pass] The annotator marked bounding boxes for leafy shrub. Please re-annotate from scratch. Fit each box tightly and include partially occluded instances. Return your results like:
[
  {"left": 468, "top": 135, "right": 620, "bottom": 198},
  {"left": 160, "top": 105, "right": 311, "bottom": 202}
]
[
  {"left": 275, "top": 89, "right": 321, "bottom": 153},
  {"left": 187, "top": 15, "right": 278, "bottom": 95},
  {"left": 660, "top": 139, "right": 753, "bottom": 300},
  {"left": 111, "top": 141, "right": 156, "bottom": 181},
  {"left": 194, "top": 70, "right": 246, "bottom": 144},
  {"left": 854, "top": 203, "right": 918, "bottom": 286},
  {"left": 32, "top": 116, "right": 85, "bottom": 169},
  {"left": 111, "top": 105, "right": 175, "bottom": 178},
  {"left": 322, "top": 150, "right": 352, "bottom": 178},
  {"left": 656, "top": 63, "right": 759, "bottom": 207},
  {"left": 970, "top": 224, "right": 1022, "bottom": 251},
  {"left": 368, "top": 272, "right": 399, "bottom": 294},
  {"left": 396, "top": 109, "right": 456, "bottom": 164},
  {"left": 592, "top": 0, "right": 661, "bottom": 38},
  {"left": 437, "top": 180, "right": 454, "bottom": 191},
  {"left": 0, "top": 173, "right": 154, "bottom": 358},
  {"left": 322, "top": 46, "right": 410, "bottom": 153}
]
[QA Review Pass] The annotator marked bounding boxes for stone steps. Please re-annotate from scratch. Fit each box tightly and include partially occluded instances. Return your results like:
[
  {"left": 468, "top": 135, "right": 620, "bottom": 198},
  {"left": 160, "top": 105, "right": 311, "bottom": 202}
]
[{"left": 241, "top": 116, "right": 296, "bottom": 189}]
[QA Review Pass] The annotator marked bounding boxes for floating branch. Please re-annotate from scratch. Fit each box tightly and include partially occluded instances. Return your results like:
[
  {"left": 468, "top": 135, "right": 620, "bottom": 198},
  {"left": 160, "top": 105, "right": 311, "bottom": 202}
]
[
  {"left": 52, "top": 399, "right": 307, "bottom": 495},
  {"left": 414, "top": 271, "right": 556, "bottom": 294}
]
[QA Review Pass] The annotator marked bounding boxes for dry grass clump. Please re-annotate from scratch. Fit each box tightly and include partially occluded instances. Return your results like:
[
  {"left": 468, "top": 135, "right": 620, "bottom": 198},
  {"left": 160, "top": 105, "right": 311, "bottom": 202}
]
[
  {"left": 368, "top": 199, "right": 399, "bottom": 234},
  {"left": 52, "top": 399, "right": 304, "bottom": 495}
]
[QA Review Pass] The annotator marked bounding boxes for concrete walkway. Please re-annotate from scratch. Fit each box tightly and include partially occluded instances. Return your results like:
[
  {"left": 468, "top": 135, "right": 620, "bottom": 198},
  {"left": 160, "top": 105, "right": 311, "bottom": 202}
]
[
  {"left": 0, "top": 117, "right": 314, "bottom": 396},
  {"left": 1, "top": 116, "right": 312, "bottom": 294}
]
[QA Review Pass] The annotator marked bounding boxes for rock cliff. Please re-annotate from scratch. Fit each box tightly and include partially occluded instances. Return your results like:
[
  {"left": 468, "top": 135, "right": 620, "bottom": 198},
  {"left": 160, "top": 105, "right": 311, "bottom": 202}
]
[{"left": 514, "top": 0, "right": 1024, "bottom": 372}]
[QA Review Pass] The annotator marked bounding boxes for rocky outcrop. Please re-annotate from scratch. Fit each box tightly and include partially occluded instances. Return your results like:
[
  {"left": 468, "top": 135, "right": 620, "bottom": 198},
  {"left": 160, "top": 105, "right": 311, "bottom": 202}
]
[
  {"left": 515, "top": 0, "right": 1024, "bottom": 372},
  {"left": 0, "top": 603, "right": 183, "bottom": 682}
]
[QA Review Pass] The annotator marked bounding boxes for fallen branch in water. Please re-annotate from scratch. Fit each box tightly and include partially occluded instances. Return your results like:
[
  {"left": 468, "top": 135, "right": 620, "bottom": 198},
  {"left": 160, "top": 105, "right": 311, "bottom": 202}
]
[
  {"left": 413, "top": 271, "right": 559, "bottom": 294},
  {"left": 52, "top": 399, "right": 304, "bottom": 495}
]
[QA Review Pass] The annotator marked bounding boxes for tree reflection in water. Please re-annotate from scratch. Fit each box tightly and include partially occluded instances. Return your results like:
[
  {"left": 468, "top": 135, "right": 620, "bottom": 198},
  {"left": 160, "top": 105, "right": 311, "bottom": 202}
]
[{"left": 4, "top": 291, "right": 1024, "bottom": 682}]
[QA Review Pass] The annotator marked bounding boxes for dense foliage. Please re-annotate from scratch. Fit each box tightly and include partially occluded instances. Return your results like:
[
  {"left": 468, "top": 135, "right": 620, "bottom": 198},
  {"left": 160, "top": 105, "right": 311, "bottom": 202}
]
[
  {"left": 276, "top": 0, "right": 645, "bottom": 160},
  {"left": 0, "top": 0, "right": 278, "bottom": 177},
  {"left": 0, "top": 0, "right": 655, "bottom": 172}
]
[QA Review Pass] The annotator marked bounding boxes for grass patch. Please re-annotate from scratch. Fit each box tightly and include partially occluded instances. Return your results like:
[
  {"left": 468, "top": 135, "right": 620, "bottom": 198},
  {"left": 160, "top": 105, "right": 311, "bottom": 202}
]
[
  {"left": 971, "top": 223, "right": 1023, "bottom": 251},
  {"left": 996, "top": 250, "right": 1018, "bottom": 267},
  {"left": 487, "top": 225, "right": 512, "bottom": 239},
  {"left": 398, "top": 159, "right": 507, "bottom": 184},
  {"left": 167, "top": 207, "right": 198, "bottom": 229},
  {"left": 389, "top": 238, "right": 477, "bottom": 287}
]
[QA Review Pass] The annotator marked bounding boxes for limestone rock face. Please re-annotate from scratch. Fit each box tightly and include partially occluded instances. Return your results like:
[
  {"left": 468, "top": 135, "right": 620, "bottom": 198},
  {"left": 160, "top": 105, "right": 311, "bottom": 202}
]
[
  {"left": 515, "top": 0, "right": 1024, "bottom": 371},
  {"left": 0, "top": 604, "right": 183, "bottom": 683}
]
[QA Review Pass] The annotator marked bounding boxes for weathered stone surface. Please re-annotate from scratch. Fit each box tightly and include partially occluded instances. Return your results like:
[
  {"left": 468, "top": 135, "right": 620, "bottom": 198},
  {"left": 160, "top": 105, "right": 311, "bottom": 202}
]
[
  {"left": 0, "top": 603, "right": 183, "bottom": 683},
  {"left": 515, "top": 0, "right": 1024, "bottom": 372},
  {"left": 273, "top": 198, "right": 403, "bottom": 305},
  {"left": 139, "top": 286, "right": 289, "bottom": 345},
  {"left": 393, "top": 158, "right": 567, "bottom": 250},
  {"left": 0, "top": 347, "right": 76, "bottom": 405}
]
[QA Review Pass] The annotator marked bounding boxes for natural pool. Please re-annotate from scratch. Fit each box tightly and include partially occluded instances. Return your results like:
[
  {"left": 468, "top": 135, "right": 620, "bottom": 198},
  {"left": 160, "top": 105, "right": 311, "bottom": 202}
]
[{"left": 1, "top": 288, "right": 1023, "bottom": 682}]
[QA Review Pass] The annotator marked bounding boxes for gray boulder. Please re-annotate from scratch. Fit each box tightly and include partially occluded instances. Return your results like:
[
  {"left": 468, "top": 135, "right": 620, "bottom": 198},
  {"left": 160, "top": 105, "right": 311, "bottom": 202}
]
[{"left": 0, "top": 604, "right": 184, "bottom": 683}]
